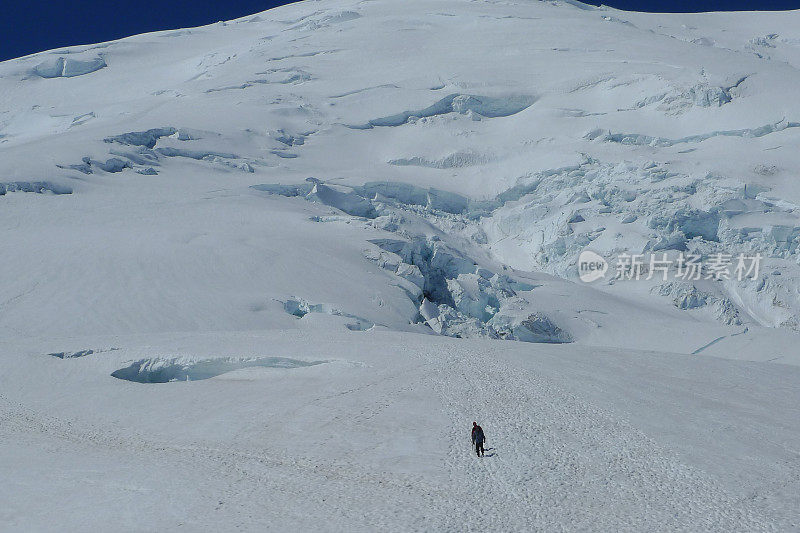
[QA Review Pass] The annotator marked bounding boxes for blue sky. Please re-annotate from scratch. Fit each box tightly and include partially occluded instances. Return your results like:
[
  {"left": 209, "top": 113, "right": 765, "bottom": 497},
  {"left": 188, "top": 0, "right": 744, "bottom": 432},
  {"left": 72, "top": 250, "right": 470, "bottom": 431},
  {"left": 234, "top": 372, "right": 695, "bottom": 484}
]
[{"left": 1, "top": 0, "right": 798, "bottom": 62}]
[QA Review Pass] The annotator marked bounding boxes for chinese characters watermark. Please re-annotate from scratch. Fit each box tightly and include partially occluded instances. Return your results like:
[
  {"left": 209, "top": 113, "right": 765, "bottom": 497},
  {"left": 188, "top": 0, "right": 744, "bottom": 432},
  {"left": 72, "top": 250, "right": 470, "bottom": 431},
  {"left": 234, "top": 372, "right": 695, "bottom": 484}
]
[{"left": 578, "top": 251, "right": 762, "bottom": 283}]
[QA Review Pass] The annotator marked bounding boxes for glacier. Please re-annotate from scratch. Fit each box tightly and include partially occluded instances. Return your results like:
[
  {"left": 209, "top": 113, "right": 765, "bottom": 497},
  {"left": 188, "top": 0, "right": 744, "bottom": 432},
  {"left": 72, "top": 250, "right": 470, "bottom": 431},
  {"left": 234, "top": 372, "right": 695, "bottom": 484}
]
[{"left": 2, "top": 0, "right": 800, "bottom": 530}]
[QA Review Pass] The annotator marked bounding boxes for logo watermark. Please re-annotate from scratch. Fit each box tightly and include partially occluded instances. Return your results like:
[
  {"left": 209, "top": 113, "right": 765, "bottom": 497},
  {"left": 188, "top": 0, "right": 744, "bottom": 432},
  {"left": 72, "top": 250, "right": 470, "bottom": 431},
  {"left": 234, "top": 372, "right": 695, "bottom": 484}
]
[
  {"left": 578, "top": 250, "right": 608, "bottom": 283},
  {"left": 577, "top": 251, "right": 762, "bottom": 283}
]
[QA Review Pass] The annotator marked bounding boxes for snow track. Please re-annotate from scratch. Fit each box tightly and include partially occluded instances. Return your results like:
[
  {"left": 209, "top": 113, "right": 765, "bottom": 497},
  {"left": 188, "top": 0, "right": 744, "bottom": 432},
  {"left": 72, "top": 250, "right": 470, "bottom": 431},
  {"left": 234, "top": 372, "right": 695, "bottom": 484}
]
[
  {"left": 2, "top": 330, "right": 797, "bottom": 530},
  {"left": 422, "top": 345, "right": 772, "bottom": 531},
  {"left": 0, "top": 391, "right": 444, "bottom": 531}
]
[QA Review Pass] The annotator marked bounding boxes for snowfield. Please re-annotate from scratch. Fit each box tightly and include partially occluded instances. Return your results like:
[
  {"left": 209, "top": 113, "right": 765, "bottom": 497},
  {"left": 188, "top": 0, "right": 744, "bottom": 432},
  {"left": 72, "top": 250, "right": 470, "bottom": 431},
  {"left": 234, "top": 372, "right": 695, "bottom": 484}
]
[{"left": 1, "top": 0, "right": 800, "bottom": 530}]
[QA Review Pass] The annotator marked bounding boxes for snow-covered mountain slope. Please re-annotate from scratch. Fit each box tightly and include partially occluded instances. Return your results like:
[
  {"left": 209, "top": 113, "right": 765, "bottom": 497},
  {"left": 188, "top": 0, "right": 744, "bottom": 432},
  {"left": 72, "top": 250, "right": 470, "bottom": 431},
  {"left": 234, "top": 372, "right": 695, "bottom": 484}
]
[
  {"left": 2, "top": 0, "right": 800, "bottom": 356},
  {"left": 3, "top": 330, "right": 800, "bottom": 531},
  {"left": 2, "top": 0, "right": 800, "bottom": 530}
]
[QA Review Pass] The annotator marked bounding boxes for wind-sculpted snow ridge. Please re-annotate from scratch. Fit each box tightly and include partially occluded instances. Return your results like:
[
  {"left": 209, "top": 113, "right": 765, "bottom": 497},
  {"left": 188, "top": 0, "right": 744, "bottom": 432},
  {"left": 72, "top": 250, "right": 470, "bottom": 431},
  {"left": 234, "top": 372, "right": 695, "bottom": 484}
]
[
  {"left": 253, "top": 180, "right": 377, "bottom": 218},
  {"left": 284, "top": 298, "right": 376, "bottom": 331},
  {"left": 592, "top": 119, "right": 800, "bottom": 147},
  {"left": 254, "top": 179, "right": 489, "bottom": 218},
  {"left": 287, "top": 10, "right": 361, "bottom": 31},
  {"left": 353, "top": 182, "right": 475, "bottom": 215},
  {"left": 354, "top": 178, "right": 550, "bottom": 219},
  {"left": 653, "top": 282, "right": 742, "bottom": 325},
  {"left": 58, "top": 156, "right": 131, "bottom": 174},
  {"left": 158, "top": 148, "right": 253, "bottom": 171},
  {"left": 306, "top": 179, "right": 377, "bottom": 218},
  {"left": 48, "top": 347, "right": 119, "bottom": 359},
  {"left": 154, "top": 147, "right": 240, "bottom": 161},
  {"left": 634, "top": 76, "right": 749, "bottom": 115},
  {"left": 255, "top": 165, "right": 598, "bottom": 223},
  {"left": 389, "top": 151, "right": 494, "bottom": 169},
  {"left": 95, "top": 127, "right": 259, "bottom": 173},
  {"left": 206, "top": 69, "right": 312, "bottom": 92},
  {"left": 111, "top": 356, "right": 327, "bottom": 383},
  {"left": 108, "top": 148, "right": 161, "bottom": 170},
  {"left": 352, "top": 94, "right": 536, "bottom": 129},
  {"left": 270, "top": 128, "right": 313, "bottom": 147},
  {"left": 33, "top": 55, "right": 107, "bottom": 78},
  {"left": 0, "top": 181, "right": 72, "bottom": 195},
  {"left": 49, "top": 350, "right": 94, "bottom": 359},
  {"left": 253, "top": 68, "right": 312, "bottom": 85}
]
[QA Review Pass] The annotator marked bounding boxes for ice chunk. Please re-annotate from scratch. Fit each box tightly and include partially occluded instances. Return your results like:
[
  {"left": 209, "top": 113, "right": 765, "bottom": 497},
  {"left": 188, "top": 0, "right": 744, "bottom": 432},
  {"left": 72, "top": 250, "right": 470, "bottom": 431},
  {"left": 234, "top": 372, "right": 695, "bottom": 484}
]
[
  {"left": 514, "top": 313, "right": 572, "bottom": 344},
  {"left": 62, "top": 56, "right": 107, "bottom": 77},
  {"left": 155, "top": 147, "right": 239, "bottom": 160},
  {"left": 0, "top": 181, "right": 72, "bottom": 195},
  {"left": 251, "top": 183, "right": 314, "bottom": 197},
  {"left": 361, "top": 93, "right": 536, "bottom": 128},
  {"left": 389, "top": 151, "right": 492, "bottom": 169},
  {"left": 283, "top": 298, "right": 375, "bottom": 331},
  {"left": 96, "top": 158, "right": 131, "bottom": 173},
  {"left": 307, "top": 183, "right": 377, "bottom": 218},
  {"left": 33, "top": 56, "right": 107, "bottom": 78},
  {"left": 32, "top": 57, "right": 66, "bottom": 78},
  {"left": 104, "top": 128, "right": 177, "bottom": 149}
]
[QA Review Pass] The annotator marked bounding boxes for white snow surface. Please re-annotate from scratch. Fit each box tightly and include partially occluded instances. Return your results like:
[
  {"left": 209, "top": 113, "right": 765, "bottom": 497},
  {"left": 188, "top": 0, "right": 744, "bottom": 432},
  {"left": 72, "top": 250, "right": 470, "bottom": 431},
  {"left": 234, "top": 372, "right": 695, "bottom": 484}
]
[{"left": 2, "top": 0, "right": 800, "bottom": 530}]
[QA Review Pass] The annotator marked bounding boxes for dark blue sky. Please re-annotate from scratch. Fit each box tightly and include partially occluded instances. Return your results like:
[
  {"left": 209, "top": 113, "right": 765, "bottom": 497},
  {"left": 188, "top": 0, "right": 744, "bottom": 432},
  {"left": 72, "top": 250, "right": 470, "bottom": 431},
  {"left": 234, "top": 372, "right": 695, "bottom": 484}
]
[{"left": 2, "top": 0, "right": 798, "bottom": 62}]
